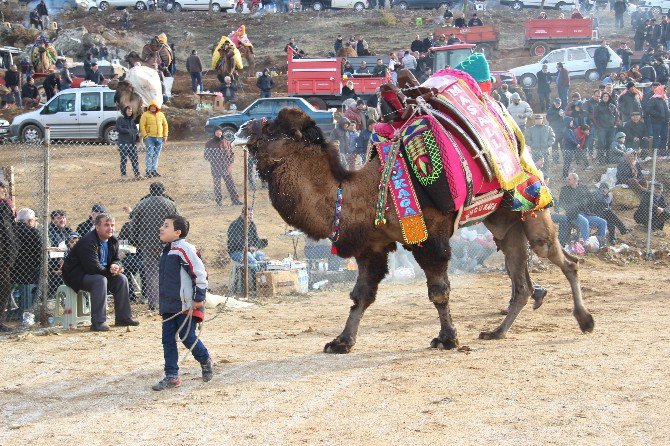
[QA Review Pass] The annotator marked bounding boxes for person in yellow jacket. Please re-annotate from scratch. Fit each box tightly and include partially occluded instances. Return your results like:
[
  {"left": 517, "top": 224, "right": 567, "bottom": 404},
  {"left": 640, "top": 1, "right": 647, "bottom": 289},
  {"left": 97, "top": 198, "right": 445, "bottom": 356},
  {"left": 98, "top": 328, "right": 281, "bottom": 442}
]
[{"left": 140, "top": 100, "right": 168, "bottom": 178}]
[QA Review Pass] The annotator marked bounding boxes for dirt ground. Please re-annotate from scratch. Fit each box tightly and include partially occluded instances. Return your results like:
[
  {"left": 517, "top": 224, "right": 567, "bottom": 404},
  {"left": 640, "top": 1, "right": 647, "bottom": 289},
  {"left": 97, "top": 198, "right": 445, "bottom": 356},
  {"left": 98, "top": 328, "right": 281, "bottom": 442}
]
[{"left": 1, "top": 259, "right": 669, "bottom": 445}]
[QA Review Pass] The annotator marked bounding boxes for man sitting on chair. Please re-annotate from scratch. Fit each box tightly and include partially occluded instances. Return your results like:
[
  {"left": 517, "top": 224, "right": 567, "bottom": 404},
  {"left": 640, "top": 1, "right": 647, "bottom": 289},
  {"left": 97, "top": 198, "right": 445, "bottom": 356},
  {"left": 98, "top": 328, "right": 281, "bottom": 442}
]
[
  {"left": 61, "top": 213, "right": 139, "bottom": 332},
  {"left": 227, "top": 207, "right": 268, "bottom": 268}
]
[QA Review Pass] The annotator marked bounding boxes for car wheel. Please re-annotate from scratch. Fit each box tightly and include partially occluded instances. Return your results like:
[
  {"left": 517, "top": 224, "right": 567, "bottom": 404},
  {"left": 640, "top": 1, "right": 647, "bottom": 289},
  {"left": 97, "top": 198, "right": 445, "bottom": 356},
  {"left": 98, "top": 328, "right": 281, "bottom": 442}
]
[
  {"left": 173, "top": 2, "right": 182, "bottom": 11},
  {"left": 438, "top": 2, "right": 449, "bottom": 9},
  {"left": 354, "top": 1, "right": 365, "bottom": 10},
  {"left": 519, "top": 73, "right": 537, "bottom": 88},
  {"left": 211, "top": 2, "right": 221, "bottom": 11},
  {"left": 529, "top": 41, "right": 549, "bottom": 57},
  {"left": 307, "top": 96, "right": 328, "bottom": 110},
  {"left": 585, "top": 69, "right": 600, "bottom": 82},
  {"left": 397, "top": 1, "right": 408, "bottom": 9},
  {"left": 312, "top": 1, "right": 323, "bottom": 10},
  {"left": 555, "top": 1, "right": 565, "bottom": 9},
  {"left": 511, "top": 1, "right": 522, "bottom": 10},
  {"left": 220, "top": 126, "right": 237, "bottom": 142},
  {"left": 135, "top": 1, "right": 147, "bottom": 9},
  {"left": 104, "top": 125, "right": 119, "bottom": 145},
  {"left": 21, "top": 124, "right": 43, "bottom": 143},
  {"left": 99, "top": 1, "right": 109, "bottom": 10},
  {"left": 651, "top": 6, "right": 662, "bottom": 14}
]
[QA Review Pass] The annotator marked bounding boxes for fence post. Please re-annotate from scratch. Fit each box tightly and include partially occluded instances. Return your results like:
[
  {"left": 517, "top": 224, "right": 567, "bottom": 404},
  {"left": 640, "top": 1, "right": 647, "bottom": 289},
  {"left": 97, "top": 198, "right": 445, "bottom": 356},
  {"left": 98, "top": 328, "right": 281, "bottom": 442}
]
[
  {"left": 243, "top": 147, "right": 249, "bottom": 300},
  {"left": 39, "top": 127, "right": 51, "bottom": 326},
  {"left": 645, "top": 148, "right": 658, "bottom": 260}
]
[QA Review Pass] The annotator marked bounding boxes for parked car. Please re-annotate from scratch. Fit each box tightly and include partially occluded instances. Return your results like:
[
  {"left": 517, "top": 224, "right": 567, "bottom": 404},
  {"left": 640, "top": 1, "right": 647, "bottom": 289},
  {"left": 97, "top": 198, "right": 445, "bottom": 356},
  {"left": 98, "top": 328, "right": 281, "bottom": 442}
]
[
  {"left": 10, "top": 87, "right": 121, "bottom": 144},
  {"left": 637, "top": 0, "right": 669, "bottom": 14},
  {"left": 390, "top": 0, "right": 458, "bottom": 9},
  {"left": 165, "top": 0, "right": 234, "bottom": 11},
  {"left": 509, "top": 45, "right": 622, "bottom": 87},
  {"left": 491, "top": 70, "right": 517, "bottom": 89},
  {"left": 500, "top": 0, "right": 574, "bottom": 10},
  {"left": 97, "top": 0, "right": 150, "bottom": 10},
  {"left": 205, "top": 97, "right": 336, "bottom": 141},
  {"left": 300, "top": 0, "right": 368, "bottom": 10}
]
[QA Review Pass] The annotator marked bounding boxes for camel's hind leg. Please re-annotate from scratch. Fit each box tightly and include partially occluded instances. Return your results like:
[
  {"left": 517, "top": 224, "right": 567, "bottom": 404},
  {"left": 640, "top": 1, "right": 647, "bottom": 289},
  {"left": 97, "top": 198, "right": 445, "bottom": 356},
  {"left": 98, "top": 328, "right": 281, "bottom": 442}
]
[
  {"left": 324, "top": 248, "right": 390, "bottom": 354},
  {"left": 479, "top": 222, "right": 534, "bottom": 340},
  {"left": 524, "top": 210, "right": 595, "bottom": 333},
  {"left": 411, "top": 236, "right": 460, "bottom": 350}
]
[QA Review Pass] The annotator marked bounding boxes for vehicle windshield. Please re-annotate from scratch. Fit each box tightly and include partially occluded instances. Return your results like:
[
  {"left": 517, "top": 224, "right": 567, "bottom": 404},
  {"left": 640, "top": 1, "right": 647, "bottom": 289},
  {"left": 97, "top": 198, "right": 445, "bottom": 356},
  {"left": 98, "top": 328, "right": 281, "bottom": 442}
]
[{"left": 433, "top": 48, "right": 473, "bottom": 70}]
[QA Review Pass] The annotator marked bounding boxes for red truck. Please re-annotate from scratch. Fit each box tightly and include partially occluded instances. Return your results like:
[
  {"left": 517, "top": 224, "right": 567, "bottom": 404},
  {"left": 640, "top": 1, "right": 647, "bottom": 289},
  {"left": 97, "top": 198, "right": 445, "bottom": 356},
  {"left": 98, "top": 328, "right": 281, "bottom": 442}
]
[
  {"left": 434, "top": 25, "right": 500, "bottom": 58},
  {"left": 525, "top": 18, "right": 596, "bottom": 57},
  {"left": 287, "top": 47, "right": 390, "bottom": 109}
]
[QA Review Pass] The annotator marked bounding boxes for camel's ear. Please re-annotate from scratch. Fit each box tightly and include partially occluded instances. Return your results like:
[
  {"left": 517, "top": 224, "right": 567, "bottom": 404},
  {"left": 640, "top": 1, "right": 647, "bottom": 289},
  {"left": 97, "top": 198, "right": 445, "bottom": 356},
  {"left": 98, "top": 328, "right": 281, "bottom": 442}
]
[{"left": 290, "top": 129, "right": 302, "bottom": 139}]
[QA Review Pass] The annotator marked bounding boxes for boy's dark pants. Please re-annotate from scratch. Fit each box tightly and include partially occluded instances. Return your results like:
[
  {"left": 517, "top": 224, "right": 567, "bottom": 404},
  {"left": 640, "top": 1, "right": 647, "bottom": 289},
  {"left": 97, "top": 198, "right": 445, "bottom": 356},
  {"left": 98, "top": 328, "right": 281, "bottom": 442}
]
[{"left": 162, "top": 313, "right": 210, "bottom": 378}]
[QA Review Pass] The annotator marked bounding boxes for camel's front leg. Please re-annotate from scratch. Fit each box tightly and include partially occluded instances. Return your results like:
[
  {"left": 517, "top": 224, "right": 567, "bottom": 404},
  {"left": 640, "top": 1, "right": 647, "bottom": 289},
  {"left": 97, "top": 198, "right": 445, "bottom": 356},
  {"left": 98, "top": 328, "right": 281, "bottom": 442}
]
[
  {"left": 411, "top": 237, "right": 459, "bottom": 350},
  {"left": 479, "top": 222, "right": 533, "bottom": 340},
  {"left": 324, "top": 249, "right": 389, "bottom": 354}
]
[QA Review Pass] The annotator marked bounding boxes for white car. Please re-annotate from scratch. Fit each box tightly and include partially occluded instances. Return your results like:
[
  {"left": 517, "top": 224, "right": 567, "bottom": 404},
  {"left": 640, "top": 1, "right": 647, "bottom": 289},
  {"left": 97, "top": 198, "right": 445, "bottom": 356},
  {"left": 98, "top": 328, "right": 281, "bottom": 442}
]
[
  {"left": 500, "top": 0, "right": 574, "bottom": 10},
  {"left": 510, "top": 45, "right": 622, "bottom": 88},
  {"left": 299, "top": 0, "right": 368, "bottom": 10},
  {"left": 97, "top": 0, "right": 150, "bottom": 10},
  {"left": 637, "top": 0, "right": 669, "bottom": 14},
  {"left": 166, "top": 0, "right": 234, "bottom": 11}
]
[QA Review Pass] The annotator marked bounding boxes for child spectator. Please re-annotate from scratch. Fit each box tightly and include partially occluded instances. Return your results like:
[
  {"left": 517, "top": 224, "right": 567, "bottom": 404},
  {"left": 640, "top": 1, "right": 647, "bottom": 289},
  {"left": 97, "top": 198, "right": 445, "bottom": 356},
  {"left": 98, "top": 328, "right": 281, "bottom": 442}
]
[
  {"left": 152, "top": 215, "right": 213, "bottom": 391},
  {"left": 347, "top": 122, "right": 359, "bottom": 169},
  {"left": 574, "top": 124, "right": 591, "bottom": 170}
]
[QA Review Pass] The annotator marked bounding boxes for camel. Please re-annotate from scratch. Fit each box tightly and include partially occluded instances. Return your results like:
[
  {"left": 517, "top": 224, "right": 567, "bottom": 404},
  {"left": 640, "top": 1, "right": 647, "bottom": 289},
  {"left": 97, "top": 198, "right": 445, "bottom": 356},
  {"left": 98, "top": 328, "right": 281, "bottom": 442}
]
[
  {"left": 238, "top": 44, "right": 256, "bottom": 77},
  {"left": 109, "top": 79, "right": 143, "bottom": 123},
  {"left": 233, "top": 108, "right": 594, "bottom": 354}
]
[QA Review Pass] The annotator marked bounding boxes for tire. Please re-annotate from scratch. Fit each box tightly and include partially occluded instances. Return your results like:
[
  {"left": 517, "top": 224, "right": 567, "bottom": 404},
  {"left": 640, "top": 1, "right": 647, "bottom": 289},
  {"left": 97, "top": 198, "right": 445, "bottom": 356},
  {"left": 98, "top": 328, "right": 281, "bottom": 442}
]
[
  {"left": 397, "top": 1, "right": 408, "bottom": 9},
  {"left": 62, "top": 1, "right": 74, "bottom": 11},
  {"left": 511, "top": 1, "right": 522, "bottom": 10},
  {"left": 135, "top": 1, "right": 147, "bottom": 9},
  {"left": 172, "top": 2, "right": 182, "bottom": 11},
  {"left": 529, "top": 41, "right": 549, "bottom": 57},
  {"left": 21, "top": 124, "right": 43, "bottom": 143},
  {"left": 585, "top": 69, "right": 600, "bottom": 82},
  {"left": 98, "top": 1, "right": 109, "bottom": 10},
  {"left": 555, "top": 1, "right": 565, "bottom": 9},
  {"left": 211, "top": 2, "right": 221, "bottom": 11},
  {"left": 651, "top": 6, "right": 662, "bottom": 15},
  {"left": 519, "top": 73, "right": 537, "bottom": 88},
  {"left": 474, "top": 43, "right": 493, "bottom": 58},
  {"left": 103, "top": 125, "right": 119, "bottom": 145},
  {"left": 354, "top": 1, "right": 365, "bottom": 10},
  {"left": 312, "top": 1, "right": 323, "bottom": 10},
  {"left": 437, "top": 2, "right": 449, "bottom": 9},
  {"left": 220, "top": 125, "right": 237, "bottom": 142},
  {"left": 306, "top": 96, "right": 328, "bottom": 110}
]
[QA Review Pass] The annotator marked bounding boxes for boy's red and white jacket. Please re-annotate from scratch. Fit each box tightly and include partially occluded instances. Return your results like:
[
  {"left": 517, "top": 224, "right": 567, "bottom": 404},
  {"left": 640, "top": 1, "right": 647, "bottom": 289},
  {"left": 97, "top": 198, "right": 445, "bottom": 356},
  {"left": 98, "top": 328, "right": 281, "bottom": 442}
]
[{"left": 158, "top": 238, "right": 208, "bottom": 317}]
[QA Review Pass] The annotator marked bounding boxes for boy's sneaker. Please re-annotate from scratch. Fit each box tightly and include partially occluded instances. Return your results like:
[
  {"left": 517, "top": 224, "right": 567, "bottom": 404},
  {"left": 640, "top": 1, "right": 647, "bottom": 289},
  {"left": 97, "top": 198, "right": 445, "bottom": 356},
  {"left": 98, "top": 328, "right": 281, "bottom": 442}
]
[
  {"left": 152, "top": 377, "right": 181, "bottom": 391},
  {"left": 201, "top": 359, "right": 213, "bottom": 382}
]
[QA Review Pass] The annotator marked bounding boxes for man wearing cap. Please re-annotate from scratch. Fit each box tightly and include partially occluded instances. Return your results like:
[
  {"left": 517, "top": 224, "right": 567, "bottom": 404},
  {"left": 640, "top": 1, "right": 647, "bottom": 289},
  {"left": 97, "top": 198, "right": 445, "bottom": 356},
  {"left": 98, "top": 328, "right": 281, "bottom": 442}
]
[
  {"left": 62, "top": 213, "right": 139, "bottom": 331},
  {"left": 635, "top": 182, "right": 670, "bottom": 230},
  {"left": 355, "top": 61, "right": 370, "bottom": 75},
  {"left": 536, "top": 64, "right": 552, "bottom": 112},
  {"left": 507, "top": 92, "right": 533, "bottom": 131},
  {"left": 130, "top": 182, "right": 178, "bottom": 310},
  {"left": 48, "top": 210, "right": 74, "bottom": 297},
  {"left": 76, "top": 204, "right": 107, "bottom": 235},
  {"left": 525, "top": 115, "right": 556, "bottom": 166}
]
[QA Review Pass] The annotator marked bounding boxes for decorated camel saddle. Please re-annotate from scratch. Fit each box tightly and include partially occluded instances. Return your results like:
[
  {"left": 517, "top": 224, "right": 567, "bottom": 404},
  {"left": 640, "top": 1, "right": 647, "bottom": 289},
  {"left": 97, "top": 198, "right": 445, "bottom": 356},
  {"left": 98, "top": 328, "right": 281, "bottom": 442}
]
[
  {"left": 141, "top": 34, "right": 173, "bottom": 70},
  {"left": 370, "top": 54, "right": 553, "bottom": 245},
  {"left": 31, "top": 35, "right": 58, "bottom": 73},
  {"left": 211, "top": 35, "right": 244, "bottom": 75}
]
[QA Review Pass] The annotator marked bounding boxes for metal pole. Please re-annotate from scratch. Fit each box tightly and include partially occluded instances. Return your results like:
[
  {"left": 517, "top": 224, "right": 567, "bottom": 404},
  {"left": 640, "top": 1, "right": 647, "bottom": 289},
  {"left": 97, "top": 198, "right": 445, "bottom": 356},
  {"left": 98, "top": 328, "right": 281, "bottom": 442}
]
[
  {"left": 645, "top": 148, "right": 658, "bottom": 260},
  {"left": 39, "top": 127, "right": 50, "bottom": 326},
  {"left": 243, "top": 147, "right": 249, "bottom": 300}
]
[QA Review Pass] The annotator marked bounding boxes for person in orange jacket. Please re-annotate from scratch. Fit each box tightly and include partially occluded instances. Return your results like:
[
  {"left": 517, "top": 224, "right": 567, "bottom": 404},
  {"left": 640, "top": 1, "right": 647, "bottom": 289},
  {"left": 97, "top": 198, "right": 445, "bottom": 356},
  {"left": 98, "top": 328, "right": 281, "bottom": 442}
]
[{"left": 139, "top": 100, "right": 169, "bottom": 177}]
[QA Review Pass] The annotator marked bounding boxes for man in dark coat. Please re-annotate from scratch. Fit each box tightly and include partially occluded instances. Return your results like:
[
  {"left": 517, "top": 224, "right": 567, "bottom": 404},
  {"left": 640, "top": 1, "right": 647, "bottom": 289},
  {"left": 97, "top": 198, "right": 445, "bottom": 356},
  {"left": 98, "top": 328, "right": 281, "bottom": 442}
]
[
  {"left": 635, "top": 182, "right": 670, "bottom": 230},
  {"left": 613, "top": 0, "right": 627, "bottom": 29},
  {"left": 227, "top": 207, "right": 268, "bottom": 267},
  {"left": 62, "top": 213, "right": 138, "bottom": 331},
  {"left": 536, "top": 64, "right": 552, "bottom": 112},
  {"left": 130, "top": 182, "right": 178, "bottom": 310},
  {"left": 185, "top": 50, "right": 204, "bottom": 93},
  {"left": 0, "top": 200, "right": 16, "bottom": 332},
  {"left": 77, "top": 204, "right": 107, "bottom": 235},
  {"left": 622, "top": 112, "right": 649, "bottom": 152},
  {"left": 10, "top": 208, "right": 41, "bottom": 318},
  {"left": 85, "top": 63, "right": 105, "bottom": 85},
  {"left": 618, "top": 83, "right": 643, "bottom": 122},
  {"left": 256, "top": 68, "right": 275, "bottom": 98},
  {"left": 593, "top": 41, "right": 611, "bottom": 79},
  {"left": 410, "top": 35, "right": 423, "bottom": 53},
  {"left": 4, "top": 65, "right": 20, "bottom": 91},
  {"left": 48, "top": 209, "right": 73, "bottom": 298},
  {"left": 42, "top": 71, "right": 61, "bottom": 101},
  {"left": 115, "top": 106, "right": 141, "bottom": 178},
  {"left": 205, "top": 128, "right": 241, "bottom": 206},
  {"left": 83, "top": 53, "right": 94, "bottom": 79}
]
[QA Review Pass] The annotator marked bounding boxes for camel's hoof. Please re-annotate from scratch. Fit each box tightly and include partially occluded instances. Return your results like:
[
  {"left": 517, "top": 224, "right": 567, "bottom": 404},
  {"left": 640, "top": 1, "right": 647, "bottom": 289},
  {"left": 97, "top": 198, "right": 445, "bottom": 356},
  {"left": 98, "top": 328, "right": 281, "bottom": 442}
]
[
  {"left": 323, "top": 338, "right": 353, "bottom": 354},
  {"left": 575, "top": 312, "right": 595, "bottom": 333},
  {"left": 479, "top": 330, "right": 506, "bottom": 340},
  {"left": 430, "top": 337, "right": 460, "bottom": 350}
]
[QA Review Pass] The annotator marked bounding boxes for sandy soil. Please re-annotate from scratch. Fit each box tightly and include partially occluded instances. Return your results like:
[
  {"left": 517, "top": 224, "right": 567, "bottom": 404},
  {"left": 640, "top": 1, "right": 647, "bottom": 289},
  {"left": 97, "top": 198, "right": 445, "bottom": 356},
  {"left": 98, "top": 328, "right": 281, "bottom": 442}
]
[{"left": 1, "top": 259, "right": 669, "bottom": 445}]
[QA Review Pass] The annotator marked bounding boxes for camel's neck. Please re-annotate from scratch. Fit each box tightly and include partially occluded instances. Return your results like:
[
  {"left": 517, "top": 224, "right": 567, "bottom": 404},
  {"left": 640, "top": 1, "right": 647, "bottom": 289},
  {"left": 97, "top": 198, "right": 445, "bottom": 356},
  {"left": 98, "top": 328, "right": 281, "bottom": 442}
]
[{"left": 264, "top": 150, "right": 379, "bottom": 242}]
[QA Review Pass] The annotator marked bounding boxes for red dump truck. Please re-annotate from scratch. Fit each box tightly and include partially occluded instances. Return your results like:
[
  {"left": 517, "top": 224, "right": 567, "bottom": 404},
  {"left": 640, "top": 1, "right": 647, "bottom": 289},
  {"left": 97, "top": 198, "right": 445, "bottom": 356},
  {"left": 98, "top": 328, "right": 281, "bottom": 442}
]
[
  {"left": 434, "top": 25, "right": 500, "bottom": 58},
  {"left": 525, "top": 18, "right": 596, "bottom": 56},
  {"left": 287, "top": 47, "right": 390, "bottom": 109}
]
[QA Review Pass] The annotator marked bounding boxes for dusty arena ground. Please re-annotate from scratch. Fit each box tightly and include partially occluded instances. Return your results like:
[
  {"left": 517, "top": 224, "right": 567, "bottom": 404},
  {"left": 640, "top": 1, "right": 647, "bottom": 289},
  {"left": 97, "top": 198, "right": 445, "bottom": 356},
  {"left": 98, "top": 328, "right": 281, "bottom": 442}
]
[{"left": 1, "top": 259, "right": 669, "bottom": 445}]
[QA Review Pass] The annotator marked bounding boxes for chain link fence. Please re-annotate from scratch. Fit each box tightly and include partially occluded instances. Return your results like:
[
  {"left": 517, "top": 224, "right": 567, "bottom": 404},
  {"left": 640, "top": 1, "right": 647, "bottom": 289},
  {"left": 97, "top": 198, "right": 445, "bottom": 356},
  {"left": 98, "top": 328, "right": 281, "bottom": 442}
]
[{"left": 0, "top": 132, "right": 666, "bottom": 329}]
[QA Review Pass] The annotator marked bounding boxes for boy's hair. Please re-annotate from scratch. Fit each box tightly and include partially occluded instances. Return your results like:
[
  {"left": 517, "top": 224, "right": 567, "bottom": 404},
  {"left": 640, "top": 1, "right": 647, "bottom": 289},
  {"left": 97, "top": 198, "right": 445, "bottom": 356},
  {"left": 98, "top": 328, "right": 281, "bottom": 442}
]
[{"left": 166, "top": 214, "right": 189, "bottom": 238}]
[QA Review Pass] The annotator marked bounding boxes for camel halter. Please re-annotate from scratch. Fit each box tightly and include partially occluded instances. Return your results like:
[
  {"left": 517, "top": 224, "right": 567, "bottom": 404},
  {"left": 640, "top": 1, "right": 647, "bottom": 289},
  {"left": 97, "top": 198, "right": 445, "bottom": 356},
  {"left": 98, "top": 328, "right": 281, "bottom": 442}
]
[{"left": 327, "top": 185, "right": 343, "bottom": 255}]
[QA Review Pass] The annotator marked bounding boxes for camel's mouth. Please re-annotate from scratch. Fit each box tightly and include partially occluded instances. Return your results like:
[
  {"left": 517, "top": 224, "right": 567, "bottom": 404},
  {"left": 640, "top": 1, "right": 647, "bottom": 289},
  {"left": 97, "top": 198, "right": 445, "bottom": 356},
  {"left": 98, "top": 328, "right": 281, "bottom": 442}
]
[{"left": 232, "top": 124, "right": 250, "bottom": 147}]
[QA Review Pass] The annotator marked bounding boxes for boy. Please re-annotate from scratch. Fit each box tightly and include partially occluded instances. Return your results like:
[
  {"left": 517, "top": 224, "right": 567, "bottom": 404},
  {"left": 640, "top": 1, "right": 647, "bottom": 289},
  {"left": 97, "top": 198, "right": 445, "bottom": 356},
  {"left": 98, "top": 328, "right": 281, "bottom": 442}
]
[{"left": 152, "top": 215, "right": 213, "bottom": 391}]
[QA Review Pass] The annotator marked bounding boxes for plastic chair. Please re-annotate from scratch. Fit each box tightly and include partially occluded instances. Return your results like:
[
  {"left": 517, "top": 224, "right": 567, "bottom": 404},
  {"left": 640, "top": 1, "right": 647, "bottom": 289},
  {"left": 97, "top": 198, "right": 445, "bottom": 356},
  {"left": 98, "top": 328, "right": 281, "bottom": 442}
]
[{"left": 53, "top": 285, "right": 92, "bottom": 329}]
